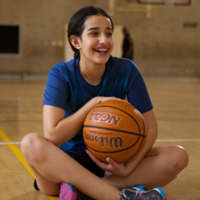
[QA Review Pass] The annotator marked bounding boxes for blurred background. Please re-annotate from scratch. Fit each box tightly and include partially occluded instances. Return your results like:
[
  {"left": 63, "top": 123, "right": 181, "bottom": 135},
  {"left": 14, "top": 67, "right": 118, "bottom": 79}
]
[
  {"left": 0, "top": 1, "right": 200, "bottom": 200},
  {"left": 0, "top": 0, "right": 199, "bottom": 79}
]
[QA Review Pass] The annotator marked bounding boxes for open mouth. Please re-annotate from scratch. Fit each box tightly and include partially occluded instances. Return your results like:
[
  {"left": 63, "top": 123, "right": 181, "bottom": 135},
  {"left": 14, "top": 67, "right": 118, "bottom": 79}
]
[{"left": 94, "top": 48, "right": 109, "bottom": 54}]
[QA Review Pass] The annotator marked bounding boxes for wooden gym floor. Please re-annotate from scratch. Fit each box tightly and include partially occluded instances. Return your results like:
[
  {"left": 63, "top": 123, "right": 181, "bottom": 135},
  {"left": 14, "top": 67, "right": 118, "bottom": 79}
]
[{"left": 0, "top": 77, "right": 200, "bottom": 200}]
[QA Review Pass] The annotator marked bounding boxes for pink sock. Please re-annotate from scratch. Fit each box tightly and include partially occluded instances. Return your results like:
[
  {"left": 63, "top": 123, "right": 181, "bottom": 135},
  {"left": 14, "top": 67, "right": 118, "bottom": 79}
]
[{"left": 59, "top": 182, "right": 77, "bottom": 200}]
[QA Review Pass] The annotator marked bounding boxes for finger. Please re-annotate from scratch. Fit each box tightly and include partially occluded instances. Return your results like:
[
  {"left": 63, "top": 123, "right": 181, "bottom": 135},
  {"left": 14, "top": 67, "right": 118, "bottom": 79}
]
[
  {"left": 85, "top": 149, "right": 97, "bottom": 161},
  {"left": 102, "top": 98, "right": 129, "bottom": 104},
  {"left": 101, "top": 97, "right": 117, "bottom": 103},
  {"left": 106, "top": 157, "right": 118, "bottom": 168},
  {"left": 85, "top": 150, "right": 108, "bottom": 169}
]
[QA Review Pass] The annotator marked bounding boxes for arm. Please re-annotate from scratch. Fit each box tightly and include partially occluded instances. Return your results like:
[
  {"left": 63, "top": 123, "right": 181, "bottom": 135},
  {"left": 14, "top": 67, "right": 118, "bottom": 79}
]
[
  {"left": 122, "top": 109, "right": 158, "bottom": 176},
  {"left": 43, "top": 97, "right": 126, "bottom": 147}
]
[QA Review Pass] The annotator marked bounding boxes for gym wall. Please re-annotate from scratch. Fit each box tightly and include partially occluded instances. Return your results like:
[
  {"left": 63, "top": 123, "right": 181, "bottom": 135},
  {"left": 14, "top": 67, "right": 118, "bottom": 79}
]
[{"left": 0, "top": 0, "right": 199, "bottom": 77}]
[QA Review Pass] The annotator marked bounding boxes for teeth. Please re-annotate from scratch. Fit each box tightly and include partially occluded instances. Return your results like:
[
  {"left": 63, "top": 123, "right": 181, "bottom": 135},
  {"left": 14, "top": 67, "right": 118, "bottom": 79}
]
[{"left": 98, "top": 49, "right": 108, "bottom": 52}]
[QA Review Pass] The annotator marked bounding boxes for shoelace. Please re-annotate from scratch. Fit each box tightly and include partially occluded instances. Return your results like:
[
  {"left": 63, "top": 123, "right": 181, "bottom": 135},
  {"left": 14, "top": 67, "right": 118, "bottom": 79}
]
[
  {"left": 133, "top": 190, "right": 147, "bottom": 200},
  {"left": 120, "top": 191, "right": 143, "bottom": 200},
  {"left": 121, "top": 190, "right": 160, "bottom": 200},
  {"left": 121, "top": 191, "right": 156, "bottom": 200},
  {"left": 134, "top": 192, "right": 160, "bottom": 200}
]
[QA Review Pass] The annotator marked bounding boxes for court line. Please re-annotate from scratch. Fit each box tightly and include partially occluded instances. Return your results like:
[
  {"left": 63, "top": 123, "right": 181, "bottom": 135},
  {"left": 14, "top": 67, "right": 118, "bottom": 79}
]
[
  {"left": 0, "top": 128, "right": 199, "bottom": 200},
  {"left": 0, "top": 119, "right": 42, "bottom": 122},
  {"left": 0, "top": 128, "right": 35, "bottom": 178},
  {"left": 0, "top": 128, "right": 58, "bottom": 200},
  {"left": 1, "top": 138, "right": 200, "bottom": 145},
  {"left": 157, "top": 139, "right": 200, "bottom": 142},
  {"left": 145, "top": 77, "right": 200, "bottom": 82},
  {"left": 0, "top": 142, "right": 21, "bottom": 145}
]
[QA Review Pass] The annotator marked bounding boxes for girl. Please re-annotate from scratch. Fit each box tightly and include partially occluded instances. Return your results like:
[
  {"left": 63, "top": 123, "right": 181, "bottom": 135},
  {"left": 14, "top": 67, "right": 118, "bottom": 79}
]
[{"left": 21, "top": 6, "right": 189, "bottom": 200}]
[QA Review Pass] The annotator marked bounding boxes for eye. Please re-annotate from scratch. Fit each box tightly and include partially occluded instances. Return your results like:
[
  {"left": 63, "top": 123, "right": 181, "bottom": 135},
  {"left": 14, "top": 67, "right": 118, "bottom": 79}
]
[
  {"left": 106, "top": 32, "right": 113, "bottom": 36},
  {"left": 90, "top": 31, "right": 98, "bottom": 36}
]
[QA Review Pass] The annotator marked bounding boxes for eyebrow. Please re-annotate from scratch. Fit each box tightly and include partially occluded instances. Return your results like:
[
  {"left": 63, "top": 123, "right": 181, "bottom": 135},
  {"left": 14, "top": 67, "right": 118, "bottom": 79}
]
[{"left": 87, "top": 27, "right": 113, "bottom": 31}]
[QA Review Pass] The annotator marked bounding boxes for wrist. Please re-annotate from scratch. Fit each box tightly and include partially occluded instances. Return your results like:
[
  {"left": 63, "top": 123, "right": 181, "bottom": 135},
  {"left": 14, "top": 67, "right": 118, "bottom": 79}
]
[
  {"left": 92, "top": 96, "right": 102, "bottom": 105},
  {"left": 84, "top": 97, "right": 101, "bottom": 113}
]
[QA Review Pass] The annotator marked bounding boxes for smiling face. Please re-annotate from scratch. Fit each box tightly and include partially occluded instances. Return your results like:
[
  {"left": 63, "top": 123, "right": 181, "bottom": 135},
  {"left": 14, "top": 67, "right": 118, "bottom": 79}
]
[{"left": 72, "top": 15, "right": 114, "bottom": 66}]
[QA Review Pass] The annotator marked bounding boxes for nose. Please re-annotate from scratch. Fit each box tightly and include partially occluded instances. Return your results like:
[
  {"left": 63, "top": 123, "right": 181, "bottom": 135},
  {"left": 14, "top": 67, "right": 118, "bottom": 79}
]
[{"left": 99, "top": 34, "right": 108, "bottom": 44}]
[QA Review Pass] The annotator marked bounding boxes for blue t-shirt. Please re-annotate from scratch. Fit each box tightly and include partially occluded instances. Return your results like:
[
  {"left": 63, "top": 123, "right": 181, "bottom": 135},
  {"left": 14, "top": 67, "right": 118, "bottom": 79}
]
[{"left": 43, "top": 56, "right": 153, "bottom": 156}]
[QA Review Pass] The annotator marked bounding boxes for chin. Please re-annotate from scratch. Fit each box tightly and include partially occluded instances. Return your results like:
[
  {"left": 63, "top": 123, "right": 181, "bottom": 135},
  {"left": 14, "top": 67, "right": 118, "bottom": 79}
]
[{"left": 94, "top": 57, "right": 110, "bottom": 64}]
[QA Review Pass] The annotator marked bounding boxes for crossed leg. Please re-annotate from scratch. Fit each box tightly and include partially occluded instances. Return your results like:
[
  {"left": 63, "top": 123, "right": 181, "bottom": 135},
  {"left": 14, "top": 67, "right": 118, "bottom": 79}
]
[
  {"left": 21, "top": 133, "right": 121, "bottom": 199},
  {"left": 103, "top": 145, "right": 188, "bottom": 190},
  {"left": 21, "top": 133, "right": 188, "bottom": 200}
]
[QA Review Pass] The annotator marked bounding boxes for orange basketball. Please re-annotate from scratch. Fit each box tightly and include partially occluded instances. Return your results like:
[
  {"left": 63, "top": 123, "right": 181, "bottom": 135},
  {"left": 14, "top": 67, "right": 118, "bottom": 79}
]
[{"left": 83, "top": 100, "right": 147, "bottom": 163}]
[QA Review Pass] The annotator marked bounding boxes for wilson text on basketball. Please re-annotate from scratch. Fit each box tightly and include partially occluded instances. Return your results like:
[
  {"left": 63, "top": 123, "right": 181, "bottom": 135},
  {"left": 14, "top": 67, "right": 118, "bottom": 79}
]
[{"left": 84, "top": 132, "right": 124, "bottom": 148}]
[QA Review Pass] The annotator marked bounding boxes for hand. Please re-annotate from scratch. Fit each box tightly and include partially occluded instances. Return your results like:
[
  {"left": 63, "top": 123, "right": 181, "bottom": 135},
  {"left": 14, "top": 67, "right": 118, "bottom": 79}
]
[
  {"left": 85, "top": 149, "right": 127, "bottom": 177},
  {"left": 94, "top": 96, "right": 129, "bottom": 105}
]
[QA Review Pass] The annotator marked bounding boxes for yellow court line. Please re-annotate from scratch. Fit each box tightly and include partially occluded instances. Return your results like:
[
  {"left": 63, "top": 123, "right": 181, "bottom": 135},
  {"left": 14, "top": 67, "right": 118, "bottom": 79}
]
[
  {"left": 0, "top": 128, "right": 58, "bottom": 200},
  {"left": 0, "top": 128, "right": 35, "bottom": 178}
]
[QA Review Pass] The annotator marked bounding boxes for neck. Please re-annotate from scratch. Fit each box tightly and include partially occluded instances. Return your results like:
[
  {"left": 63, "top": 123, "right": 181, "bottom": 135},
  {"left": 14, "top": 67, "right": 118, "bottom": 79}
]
[{"left": 79, "top": 59, "right": 106, "bottom": 86}]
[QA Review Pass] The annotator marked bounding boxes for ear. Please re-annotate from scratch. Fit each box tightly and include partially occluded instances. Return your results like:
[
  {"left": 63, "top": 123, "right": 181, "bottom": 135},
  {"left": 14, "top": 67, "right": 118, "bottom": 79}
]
[{"left": 70, "top": 35, "right": 81, "bottom": 50}]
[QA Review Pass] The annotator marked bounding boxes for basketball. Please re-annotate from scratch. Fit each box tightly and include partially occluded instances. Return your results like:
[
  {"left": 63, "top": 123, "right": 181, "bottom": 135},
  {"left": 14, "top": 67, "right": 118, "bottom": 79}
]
[{"left": 83, "top": 100, "right": 147, "bottom": 163}]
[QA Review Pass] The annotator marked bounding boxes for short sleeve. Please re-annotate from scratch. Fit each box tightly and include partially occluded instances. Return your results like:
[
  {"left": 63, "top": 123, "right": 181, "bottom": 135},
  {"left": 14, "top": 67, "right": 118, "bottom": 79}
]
[
  {"left": 127, "top": 64, "right": 153, "bottom": 113},
  {"left": 43, "top": 66, "right": 69, "bottom": 110}
]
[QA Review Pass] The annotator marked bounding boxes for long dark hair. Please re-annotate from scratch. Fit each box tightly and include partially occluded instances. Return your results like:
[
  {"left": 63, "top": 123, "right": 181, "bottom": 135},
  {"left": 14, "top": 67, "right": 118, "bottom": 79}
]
[{"left": 68, "top": 6, "right": 114, "bottom": 59}]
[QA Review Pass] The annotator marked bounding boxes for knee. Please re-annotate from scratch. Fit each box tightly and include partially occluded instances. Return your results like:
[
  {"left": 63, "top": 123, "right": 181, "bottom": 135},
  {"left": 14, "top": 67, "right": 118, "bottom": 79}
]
[
  {"left": 21, "top": 133, "right": 46, "bottom": 161},
  {"left": 40, "top": 185, "right": 60, "bottom": 196},
  {"left": 168, "top": 145, "right": 189, "bottom": 175}
]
